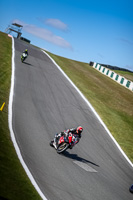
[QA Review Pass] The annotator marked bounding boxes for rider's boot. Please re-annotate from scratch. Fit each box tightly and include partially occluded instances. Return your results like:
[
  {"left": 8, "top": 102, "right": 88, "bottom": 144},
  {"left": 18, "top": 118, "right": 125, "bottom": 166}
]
[{"left": 53, "top": 135, "right": 58, "bottom": 149}]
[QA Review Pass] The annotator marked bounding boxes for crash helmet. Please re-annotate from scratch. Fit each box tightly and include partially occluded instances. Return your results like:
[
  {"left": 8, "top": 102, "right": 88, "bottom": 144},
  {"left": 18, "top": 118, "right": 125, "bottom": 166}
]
[
  {"left": 76, "top": 126, "right": 83, "bottom": 135},
  {"left": 25, "top": 49, "right": 28, "bottom": 51}
]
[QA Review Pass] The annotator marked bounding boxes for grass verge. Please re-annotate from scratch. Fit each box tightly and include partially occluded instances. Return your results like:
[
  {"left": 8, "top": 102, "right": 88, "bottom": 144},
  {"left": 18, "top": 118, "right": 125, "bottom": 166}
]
[
  {"left": 0, "top": 32, "right": 42, "bottom": 200},
  {"left": 46, "top": 51, "right": 133, "bottom": 163}
]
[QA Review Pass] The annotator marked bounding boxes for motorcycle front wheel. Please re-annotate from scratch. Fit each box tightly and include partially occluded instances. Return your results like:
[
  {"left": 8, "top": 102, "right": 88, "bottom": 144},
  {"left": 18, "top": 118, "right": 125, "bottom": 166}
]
[
  {"left": 57, "top": 142, "right": 69, "bottom": 154},
  {"left": 21, "top": 57, "right": 24, "bottom": 62}
]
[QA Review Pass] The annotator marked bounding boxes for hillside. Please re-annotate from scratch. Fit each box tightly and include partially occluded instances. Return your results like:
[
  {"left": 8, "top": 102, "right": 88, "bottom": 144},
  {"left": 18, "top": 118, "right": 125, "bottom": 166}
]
[{"left": 0, "top": 31, "right": 133, "bottom": 199}]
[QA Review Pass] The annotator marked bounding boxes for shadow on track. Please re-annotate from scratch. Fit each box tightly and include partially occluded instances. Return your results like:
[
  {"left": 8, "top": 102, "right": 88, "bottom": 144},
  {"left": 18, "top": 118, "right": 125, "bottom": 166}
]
[
  {"left": 61, "top": 151, "right": 99, "bottom": 167},
  {"left": 22, "top": 61, "right": 32, "bottom": 66}
]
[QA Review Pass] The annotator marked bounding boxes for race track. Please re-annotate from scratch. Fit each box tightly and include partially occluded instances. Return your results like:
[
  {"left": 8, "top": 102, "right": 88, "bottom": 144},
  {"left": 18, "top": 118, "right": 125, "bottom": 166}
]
[{"left": 12, "top": 38, "right": 133, "bottom": 200}]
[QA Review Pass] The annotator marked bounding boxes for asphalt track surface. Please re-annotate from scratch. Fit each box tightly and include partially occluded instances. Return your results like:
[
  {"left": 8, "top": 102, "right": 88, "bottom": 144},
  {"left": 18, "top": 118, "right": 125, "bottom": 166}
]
[{"left": 13, "top": 38, "right": 133, "bottom": 200}]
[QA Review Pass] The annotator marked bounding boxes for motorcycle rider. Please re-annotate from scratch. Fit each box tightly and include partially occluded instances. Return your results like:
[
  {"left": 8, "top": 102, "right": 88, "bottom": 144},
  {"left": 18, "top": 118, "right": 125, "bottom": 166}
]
[
  {"left": 23, "top": 49, "right": 28, "bottom": 56},
  {"left": 53, "top": 126, "right": 83, "bottom": 149},
  {"left": 21, "top": 49, "right": 28, "bottom": 62}
]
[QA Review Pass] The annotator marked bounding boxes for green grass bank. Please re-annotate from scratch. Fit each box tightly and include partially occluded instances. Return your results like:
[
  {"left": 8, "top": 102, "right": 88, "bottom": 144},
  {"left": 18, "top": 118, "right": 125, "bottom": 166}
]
[{"left": 0, "top": 32, "right": 42, "bottom": 200}]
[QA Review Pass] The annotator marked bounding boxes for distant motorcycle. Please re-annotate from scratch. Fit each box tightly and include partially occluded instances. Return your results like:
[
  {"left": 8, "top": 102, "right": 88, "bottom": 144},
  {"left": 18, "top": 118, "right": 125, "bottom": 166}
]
[
  {"left": 21, "top": 52, "right": 27, "bottom": 62},
  {"left": 50, "top": 132, "right": 76, "bottom": 154}
]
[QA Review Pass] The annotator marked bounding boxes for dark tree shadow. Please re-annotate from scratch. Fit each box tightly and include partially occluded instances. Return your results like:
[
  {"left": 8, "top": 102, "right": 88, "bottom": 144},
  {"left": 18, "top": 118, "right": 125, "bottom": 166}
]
[{"left": 61, "top": 151, "right": 99, "bottom": 167}]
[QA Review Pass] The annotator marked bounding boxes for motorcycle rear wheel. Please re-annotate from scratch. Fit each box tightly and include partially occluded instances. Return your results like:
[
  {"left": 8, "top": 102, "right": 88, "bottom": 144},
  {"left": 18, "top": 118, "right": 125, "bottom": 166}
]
[
  {"left": 21, "top": 57, "right": 24, "bottom": 62},
  {"left": 57, "top": 142, "right": 69, "bottom": 154}
]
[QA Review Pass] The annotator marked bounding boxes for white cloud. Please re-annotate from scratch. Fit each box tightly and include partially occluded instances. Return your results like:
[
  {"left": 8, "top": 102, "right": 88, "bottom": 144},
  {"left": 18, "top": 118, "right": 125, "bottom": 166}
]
[
  {"left": 12, "top": 19, "right": 72, "bottom": 49},
  {"left": 45, "top": 18, "right": 68, "bottom": 31}
]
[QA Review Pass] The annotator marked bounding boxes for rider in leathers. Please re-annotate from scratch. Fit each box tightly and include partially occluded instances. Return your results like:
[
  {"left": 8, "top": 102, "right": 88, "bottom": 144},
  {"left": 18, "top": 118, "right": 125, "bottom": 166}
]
[
  {"left": 23, "top": 49, "right": 28, "bottom": 56},
  {"left": 53, "top": 126, "right": 83, "bottom": 149}
]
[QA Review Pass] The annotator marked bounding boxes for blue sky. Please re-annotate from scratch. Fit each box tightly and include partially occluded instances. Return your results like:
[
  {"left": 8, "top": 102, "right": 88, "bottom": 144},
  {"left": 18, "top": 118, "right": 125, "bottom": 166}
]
[{"left": 0, "top": 0, "right": 133, "bottom": 71}]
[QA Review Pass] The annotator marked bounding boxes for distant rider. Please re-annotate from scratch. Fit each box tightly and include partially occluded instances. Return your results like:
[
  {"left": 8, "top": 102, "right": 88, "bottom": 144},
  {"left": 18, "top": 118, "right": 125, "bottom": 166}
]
[
  {"left": 23, "top": 49, "right": 28, "bottom": 56},
  {"left": 53, "top": 126, "right": 83, "bottom": 149},
  {"left": 21, "top": 49, "right": 28, "bottom": 62}
]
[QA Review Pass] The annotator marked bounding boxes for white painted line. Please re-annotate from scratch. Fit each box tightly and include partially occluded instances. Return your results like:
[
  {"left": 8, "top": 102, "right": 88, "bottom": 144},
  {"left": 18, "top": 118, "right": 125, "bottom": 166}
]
[
  {"left": 42, "top": 50, "right": 133, "bottom": 168},
  {"left": 73, "top": 161, "right": 97, "bottom": 172},
  {"left": 8, "top": 37, "right": 47, "bottom": 200}
]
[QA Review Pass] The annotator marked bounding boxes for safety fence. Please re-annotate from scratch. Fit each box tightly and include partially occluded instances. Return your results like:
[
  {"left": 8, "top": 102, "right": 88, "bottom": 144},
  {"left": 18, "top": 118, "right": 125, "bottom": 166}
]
[{"left": 93, "top": 63, "right": 133, "bottom": 92}]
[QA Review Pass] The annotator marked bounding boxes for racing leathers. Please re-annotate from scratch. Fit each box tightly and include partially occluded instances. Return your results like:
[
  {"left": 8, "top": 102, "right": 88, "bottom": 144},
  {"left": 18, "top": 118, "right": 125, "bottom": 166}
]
[
  {"left": 23, "top": 49, "right": 28, "bottom": 56},
  {"left": 54, "top": 128, "right": 81, "bottom": 149}
]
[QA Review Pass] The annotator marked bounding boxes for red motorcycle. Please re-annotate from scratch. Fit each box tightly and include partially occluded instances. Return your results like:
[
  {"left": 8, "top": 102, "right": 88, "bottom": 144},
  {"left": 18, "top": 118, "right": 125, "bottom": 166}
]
[{"left": 50, "top": 133, "right": 76, "bottom": 154}]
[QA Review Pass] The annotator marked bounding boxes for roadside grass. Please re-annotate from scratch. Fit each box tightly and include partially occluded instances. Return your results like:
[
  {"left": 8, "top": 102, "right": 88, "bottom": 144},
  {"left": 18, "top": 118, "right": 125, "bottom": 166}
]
[
  {"left": 0, "top": 32, "right": 41, "bottom": 200},
  {"left": 46, "top": 51, "right": 133, "bottom": 163}
]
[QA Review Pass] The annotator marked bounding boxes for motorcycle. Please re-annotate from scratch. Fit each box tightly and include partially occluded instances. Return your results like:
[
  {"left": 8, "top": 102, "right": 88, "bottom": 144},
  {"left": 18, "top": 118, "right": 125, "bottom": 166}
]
[
  {"left": 50, "top": 133, "right": 75, "bottom": 154},
  {"left": 21, "top": 52, "right": 27, "bottom": 62}
]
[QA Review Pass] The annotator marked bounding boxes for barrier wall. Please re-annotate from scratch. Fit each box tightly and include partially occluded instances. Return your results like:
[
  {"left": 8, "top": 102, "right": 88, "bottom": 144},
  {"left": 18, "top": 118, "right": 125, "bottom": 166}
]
[{"left": 93, "top": 63, "right": 133, "bottom": 92}]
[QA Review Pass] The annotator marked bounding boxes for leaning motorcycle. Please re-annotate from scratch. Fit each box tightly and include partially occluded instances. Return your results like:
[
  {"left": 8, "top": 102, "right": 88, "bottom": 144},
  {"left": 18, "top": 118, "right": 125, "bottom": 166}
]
[
  {"left": 50, "top": 133, "right": 74, "bottom": 154},
  {"left": 21, "top": 52, "right": 27, "bottom": 62}
]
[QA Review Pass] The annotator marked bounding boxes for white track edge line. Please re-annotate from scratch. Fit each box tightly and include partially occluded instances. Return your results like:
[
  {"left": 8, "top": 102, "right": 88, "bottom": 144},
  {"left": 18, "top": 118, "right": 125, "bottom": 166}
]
[
  {"left": 8, "top": 37, "right": 47, "bottom": 200},
  {"left": 42, "top": 50, "right": 133, "bottom": 168}
]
